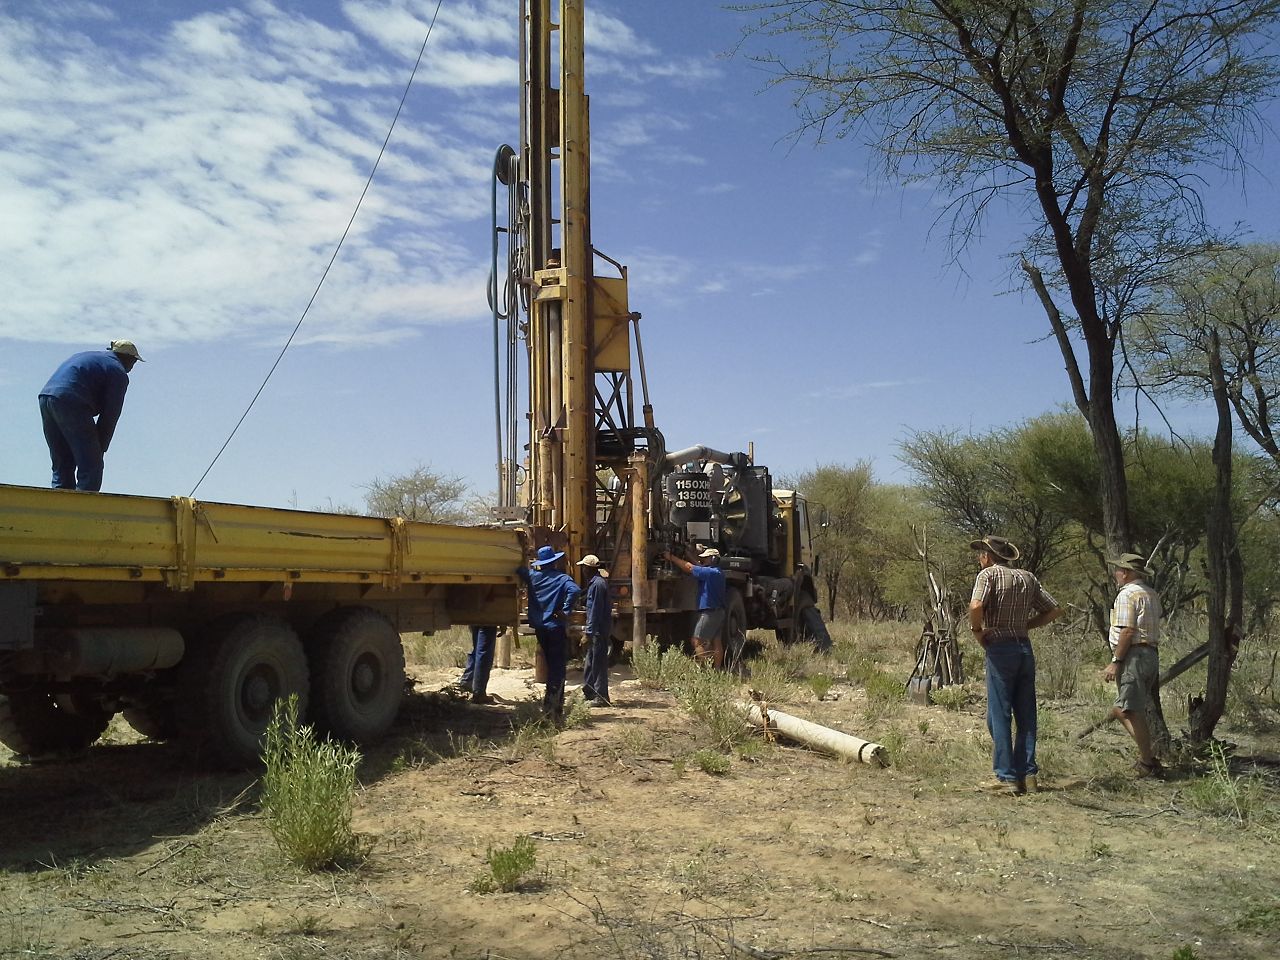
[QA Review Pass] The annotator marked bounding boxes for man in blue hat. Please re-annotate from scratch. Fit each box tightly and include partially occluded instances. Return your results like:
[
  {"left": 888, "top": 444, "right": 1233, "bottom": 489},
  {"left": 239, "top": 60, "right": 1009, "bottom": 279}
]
[
  {"left": 517, "top": 545, "right": 581, "bottom": 722},
  {"left": 38, "top": 339, "right": 144, "bottom": 491}
]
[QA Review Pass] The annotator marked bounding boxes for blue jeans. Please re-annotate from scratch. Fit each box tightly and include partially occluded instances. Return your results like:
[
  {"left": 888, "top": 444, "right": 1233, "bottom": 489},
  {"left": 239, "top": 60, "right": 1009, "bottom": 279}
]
[
  {"left": 535, "top": 624, "right": 567, "bottom": 716},
  {"left": 984, "top": 639, "right": 1037, "bottom": 782},
  {"left": 459, "top": 625, "right": 497, "bottom": 695},
  {"left": 39, "top": 395, "right": 104, "bottom": 491},
  {"left": 581, "top": 632, "right": 610, "bottom": 702}
]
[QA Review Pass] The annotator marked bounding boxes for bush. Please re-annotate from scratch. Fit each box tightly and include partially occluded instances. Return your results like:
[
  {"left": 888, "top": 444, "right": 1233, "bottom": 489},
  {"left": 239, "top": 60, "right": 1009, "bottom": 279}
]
[
  {"left": 691, "top": 748, "right": 731, "bottom": 776},
  {"left": 1037, "top": 621, "right": 1091, "bottom": 700},
  {"left": 747, "top": 659, "right": 799, "bottom": 703},
  {"left": 931, "top": 685, "right": 968, "bottom": 711},
  {"left": 1183, "top": 741, "right": 1269, "bottom": 824},
  {"left": 470, "top": 835, "right": 537, "bottom": 893},
  {"left": 669, "top": 663, "right": 753, "bottom": 751},
  {"left": 808, "top": 674, "right": 834, "bottom": 700},
  {"left": 863, "top": 671, "right": 904, "bottom": 706},
  {"left": 261, "top": 697, "right": 363, "bottom": 871},
  {"left": 632, "top": 641, "right": 665, "bottom": 689}
]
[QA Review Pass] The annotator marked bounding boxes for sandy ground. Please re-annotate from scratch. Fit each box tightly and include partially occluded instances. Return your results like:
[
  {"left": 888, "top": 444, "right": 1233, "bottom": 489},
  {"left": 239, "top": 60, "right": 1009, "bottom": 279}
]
[{"left": 1, "top": 648, "right": 1278, "bottom": 960}]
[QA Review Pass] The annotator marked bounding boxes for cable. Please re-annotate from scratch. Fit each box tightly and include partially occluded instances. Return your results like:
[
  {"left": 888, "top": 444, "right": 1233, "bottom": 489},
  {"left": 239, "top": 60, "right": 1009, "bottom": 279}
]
[{"left": 189, "top": 0, "right": 445, "bottom": 499}]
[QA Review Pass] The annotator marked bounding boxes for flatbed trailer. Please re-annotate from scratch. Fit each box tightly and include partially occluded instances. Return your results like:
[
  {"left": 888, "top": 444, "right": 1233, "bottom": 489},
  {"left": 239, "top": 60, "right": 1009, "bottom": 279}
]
[{"left": 0, "top": 483, "right": 523, "bottom": 764}]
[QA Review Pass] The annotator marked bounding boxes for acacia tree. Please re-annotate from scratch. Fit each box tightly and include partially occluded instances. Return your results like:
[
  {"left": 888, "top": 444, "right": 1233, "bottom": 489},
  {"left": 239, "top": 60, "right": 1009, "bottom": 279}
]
[
  {"left": 362, "top": 464, "right": 469, "bottom": 523},
  {"left": 740, "top": 0, "right": 1280, "bottom": 556},
  {"left": 900, "top": 425, "right": 1077, "bottom": 577},
  {"left": 1130, "top": 243, "right": 1280, "bottom": 738},
  {"left": 789, "top": 462, "right": 876, "bottom": 620}
]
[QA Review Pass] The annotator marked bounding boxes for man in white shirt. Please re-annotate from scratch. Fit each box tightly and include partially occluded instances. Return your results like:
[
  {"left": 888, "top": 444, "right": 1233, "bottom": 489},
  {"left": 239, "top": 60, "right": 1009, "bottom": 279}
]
[{"left": 1103, "top": 553, "right": 1163, "bottom": 777}]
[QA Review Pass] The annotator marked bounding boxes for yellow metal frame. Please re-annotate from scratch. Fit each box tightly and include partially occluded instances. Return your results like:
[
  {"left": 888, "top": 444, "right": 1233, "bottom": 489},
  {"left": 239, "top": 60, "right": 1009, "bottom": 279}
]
[
  {"left": 524, "top": 0, "right": 633, "bottom": 573},
  {"left": 0, "top": 485, "right": 521, "bottom": 592}
]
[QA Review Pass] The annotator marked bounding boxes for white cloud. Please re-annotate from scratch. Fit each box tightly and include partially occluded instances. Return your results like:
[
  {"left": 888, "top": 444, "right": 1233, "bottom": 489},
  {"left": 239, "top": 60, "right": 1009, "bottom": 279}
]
[
  {"left": 807, "top": 379, "right": 926, "bottom": 400},
  {"left": 0, "top": 1, "right": 729, "bottom": 353}
]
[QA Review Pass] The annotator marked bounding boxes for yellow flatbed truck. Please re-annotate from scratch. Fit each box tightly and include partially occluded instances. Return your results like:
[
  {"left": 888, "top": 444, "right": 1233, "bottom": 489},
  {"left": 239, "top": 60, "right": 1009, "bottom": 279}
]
[{"left": 0, "top": 483, "right": 523, "bottom": 764}]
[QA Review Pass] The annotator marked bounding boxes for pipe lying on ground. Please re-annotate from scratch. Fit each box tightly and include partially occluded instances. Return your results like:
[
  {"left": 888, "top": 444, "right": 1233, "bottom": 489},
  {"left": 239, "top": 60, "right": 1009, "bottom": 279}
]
[{"left": 736, "top": 701, "right": 886, "bottom": 765}]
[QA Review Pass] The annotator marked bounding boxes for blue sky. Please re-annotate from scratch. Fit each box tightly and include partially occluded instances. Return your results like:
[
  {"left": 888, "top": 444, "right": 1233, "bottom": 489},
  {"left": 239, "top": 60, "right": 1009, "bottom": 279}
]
[{"left": 2, "top": 0, "right": 1277, "bottom": 511}]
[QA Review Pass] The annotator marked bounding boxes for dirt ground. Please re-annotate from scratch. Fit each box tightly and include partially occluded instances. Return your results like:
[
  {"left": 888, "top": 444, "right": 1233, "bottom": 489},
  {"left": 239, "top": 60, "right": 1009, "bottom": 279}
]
[{"left": 2, "top": 627, "right": 1278, "bottom": 960}]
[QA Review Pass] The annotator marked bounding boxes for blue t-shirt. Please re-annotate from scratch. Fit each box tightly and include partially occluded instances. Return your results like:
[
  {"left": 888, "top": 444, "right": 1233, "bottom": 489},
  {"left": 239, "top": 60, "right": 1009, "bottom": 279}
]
[
  {"left": 691, "top": 563, "right": 726, "bottom": 610},
  {"left": 517, "top": 565, "right": 582, "bottom": 630},
  {"left": 40, "top": 351, "right": 131, "bottom": 449},
  {"left": 584, "top": 573, "right": 611, "bottom": 637}
]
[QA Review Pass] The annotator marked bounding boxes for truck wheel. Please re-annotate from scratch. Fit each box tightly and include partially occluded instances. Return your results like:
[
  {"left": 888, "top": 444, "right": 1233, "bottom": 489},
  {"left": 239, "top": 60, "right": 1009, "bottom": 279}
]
[
  {"left": 307, "top": 607, "right": 405, "bottom": 744},
  {"left": 723, "top": 590, "right": 749, "bottom": 673},
  {"left": 798, "top": 597, "right": 833, "bottom": 654},
  {"left": 123, "top": 701, "right": 180, "bottom": 741},
  {"left": 0, "top": 692, "right": 111, "bottom": 756},
  {"left": 180, "top": 614, "right": 309, "bottom": 767}
]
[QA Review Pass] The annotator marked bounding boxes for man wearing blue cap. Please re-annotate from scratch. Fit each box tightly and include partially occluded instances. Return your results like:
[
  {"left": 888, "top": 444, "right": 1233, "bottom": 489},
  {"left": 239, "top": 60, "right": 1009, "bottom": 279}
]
[
  {"left": 517, "top": 545, "right": 581, "bottom": 722},
  {"left": 38, "top": 339, "right": 144, "bottom": 492}
]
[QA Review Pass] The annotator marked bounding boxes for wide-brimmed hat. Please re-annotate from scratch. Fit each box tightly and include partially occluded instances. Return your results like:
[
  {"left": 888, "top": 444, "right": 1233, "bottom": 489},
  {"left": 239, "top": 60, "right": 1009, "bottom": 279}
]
[
  {"left": 1107, "top": 552, "right": 1150, "bottom": 574},
  {"left": 110, "top": 339, "right": 144, "bottom": 361},
  {"left": 698, "top": 547, "right": 721, "bottom": 559},
  {"left": 532, "top": 545, "right": 565, "bottom": 567},
  {"left": 577, "top": 554, "right": 609, "bottom": 577},
  {"left": 969, "top": 536, "right": 1020, "bottom": 562}
]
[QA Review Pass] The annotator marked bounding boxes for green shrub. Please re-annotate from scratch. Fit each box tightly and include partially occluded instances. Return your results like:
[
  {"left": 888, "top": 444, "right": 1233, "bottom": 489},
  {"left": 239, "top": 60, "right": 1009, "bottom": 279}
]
[
  {"left": 808, "top": 673, "right": 833, "bottom": 700},
  {"left": 691, "top": 748, "right": 731, "bottom": 776},
  {"left": 863, "top": 671, "right": 904, "bottom": 706},
  {"left": 1236, "top": 900, "right": 1280, "bottom": 931},
  {"left": 261, "top": 697, "right": 363, "bottom": 871},
  {"left": 669, "top": 663, "right": 752, "bottom": 750},
  {"left": 931, "top": 685, "right": 968, "bottom": 711},
  {"left": 1184, "top": 741, "right": 1268, "bottom": 824},
  {"left": 470, "top": 836, "right": 537, "bottom": 893},
  {"left": 632, "top": 641, "right": 664, "bottom": 688},
  {"left": 748, "top": 659, "right": 798, "bottom": 703}
]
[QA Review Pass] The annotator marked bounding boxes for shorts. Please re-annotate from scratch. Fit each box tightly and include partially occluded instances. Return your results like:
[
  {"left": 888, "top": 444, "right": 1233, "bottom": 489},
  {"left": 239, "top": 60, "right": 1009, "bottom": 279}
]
[
  {"left": 693, "top": 608, "right": 725, "bottom": 641},
  {"left": 1114, "top": 645, "right": 1159, "bottom": 713}
]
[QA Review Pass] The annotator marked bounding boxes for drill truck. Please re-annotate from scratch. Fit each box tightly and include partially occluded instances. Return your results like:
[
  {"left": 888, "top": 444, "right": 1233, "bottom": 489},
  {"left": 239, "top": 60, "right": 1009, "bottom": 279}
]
[
  {"left": 492, "top": 0, "right": 831, "bottom": 659},
  {"left": 0, "top": 488, "right": 521, "bottom": 765},
  {"left": 0, "top": 0, "right": 830, "bottom": 768}
]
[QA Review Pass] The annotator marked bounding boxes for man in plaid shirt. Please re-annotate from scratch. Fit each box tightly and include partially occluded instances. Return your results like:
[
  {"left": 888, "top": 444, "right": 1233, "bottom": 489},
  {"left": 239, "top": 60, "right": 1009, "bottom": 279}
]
[{"left": 968, "top": 536, "right": 1064, "bottom": 794}]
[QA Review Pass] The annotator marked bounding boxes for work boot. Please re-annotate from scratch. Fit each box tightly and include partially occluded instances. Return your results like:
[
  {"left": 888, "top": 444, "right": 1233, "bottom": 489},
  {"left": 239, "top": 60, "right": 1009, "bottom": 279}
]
[
  {"left": 543, "top": 681, "right": 566, "bottom": 724},
  {"left": 470, "top": 692, "right": 493, "bottom": 705},
  {"left": 1134, "top": 758, "right": 1164, "bottom": 779},
  {"left": 977, "top": 779, "right": 1025, "bottom": 795}
]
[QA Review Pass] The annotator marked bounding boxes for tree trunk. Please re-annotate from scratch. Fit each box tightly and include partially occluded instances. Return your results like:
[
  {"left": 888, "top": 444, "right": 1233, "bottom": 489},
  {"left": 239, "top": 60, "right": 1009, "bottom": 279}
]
[
  {"left": 1081, "top": 340, "right": 1133, "bottom": 558},
  {"left": 1191, "top": 333, "right": 1239, "bottom": 742},
  {"left": 824, "top": 571, "right": 840, "bottom": 623}
]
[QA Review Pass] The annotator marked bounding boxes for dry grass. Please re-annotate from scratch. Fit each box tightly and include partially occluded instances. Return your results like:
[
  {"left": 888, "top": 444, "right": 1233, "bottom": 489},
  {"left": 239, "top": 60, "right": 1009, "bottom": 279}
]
[{"left": 401, "top": 625, "right": 472, "bottom": 670}]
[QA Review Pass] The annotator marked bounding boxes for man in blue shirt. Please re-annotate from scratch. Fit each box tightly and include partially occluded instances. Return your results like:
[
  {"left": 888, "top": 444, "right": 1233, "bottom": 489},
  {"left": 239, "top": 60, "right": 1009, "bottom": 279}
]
[
  {"left": 663, "top": 546, "right": 727, "bottom": 667},
  {"left": 576, "top": 553, "right": 612, "bottom": 706},
  {"left": 38, "top": 340, "right": 144, "bottom": 491},
  {"left": 516, "top": 545, "right": 581, "bottom": 723},
  {"left": 458, "top": 625, "right": 498, "bottom": 704}
]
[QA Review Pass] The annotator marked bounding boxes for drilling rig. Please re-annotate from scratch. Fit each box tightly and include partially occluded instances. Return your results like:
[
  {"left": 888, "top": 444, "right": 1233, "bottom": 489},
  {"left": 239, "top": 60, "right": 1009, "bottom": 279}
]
[{"left": 489, "top": 0, "right": 831, "bottom": 659}]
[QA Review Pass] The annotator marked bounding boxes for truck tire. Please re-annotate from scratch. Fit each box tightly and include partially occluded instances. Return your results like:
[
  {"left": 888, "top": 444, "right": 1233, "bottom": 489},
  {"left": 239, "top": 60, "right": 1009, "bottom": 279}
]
[
  {"left": 723, "top": 590, "right": 748, "bottom": 673},
  {"left": 307, "top": 607, "right": 405, "bottom": 744},
  {"left": 179, "top": 613, "right": 309, "bottom": 767},
  {"left": 0, "top": 692, "right": 111, "bottom": 756},
  {"left": 797, "top": 597, "right": 833, "bottom": 654}
]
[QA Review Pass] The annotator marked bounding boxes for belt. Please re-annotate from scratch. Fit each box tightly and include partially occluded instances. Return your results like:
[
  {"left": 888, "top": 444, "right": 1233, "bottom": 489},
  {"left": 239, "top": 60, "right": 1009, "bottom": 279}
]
[{"left": 986, "top": 634, "right": 1030, "bottom": 644}]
